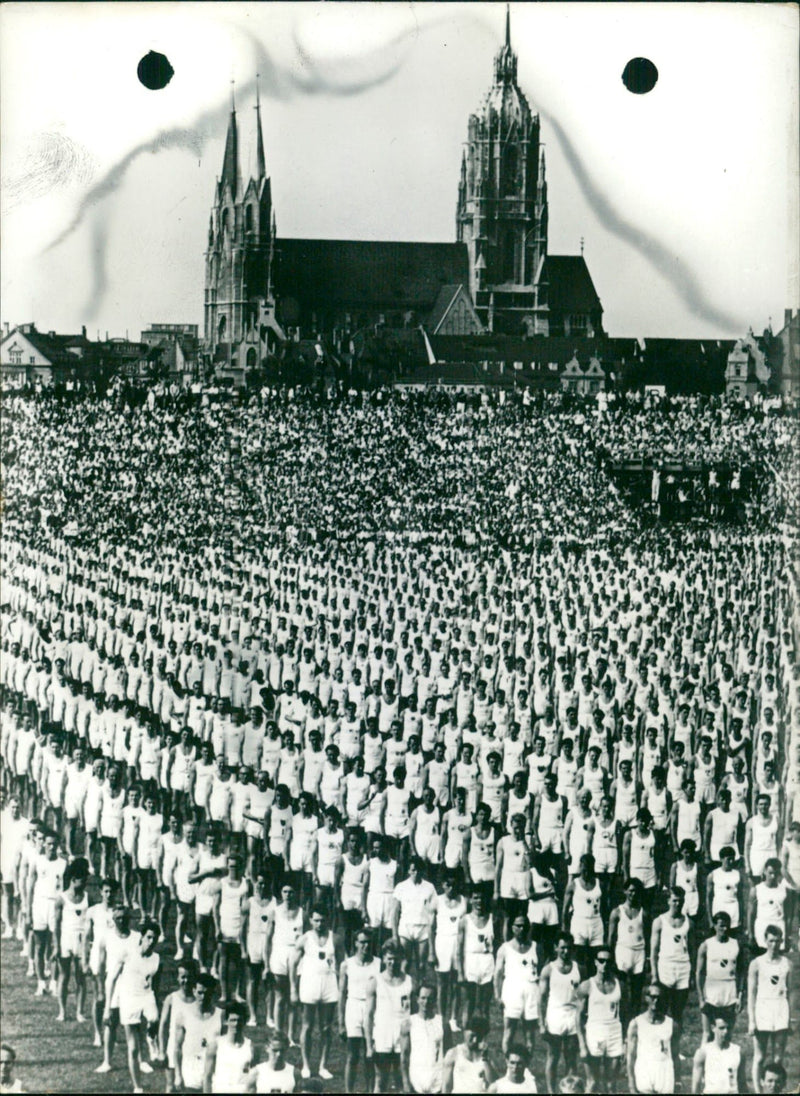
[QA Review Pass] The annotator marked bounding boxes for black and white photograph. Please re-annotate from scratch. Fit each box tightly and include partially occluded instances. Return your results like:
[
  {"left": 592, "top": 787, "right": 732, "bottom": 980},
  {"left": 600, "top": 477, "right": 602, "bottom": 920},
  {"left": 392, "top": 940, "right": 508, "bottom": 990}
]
[{"left": 0, "top": 2, "right": 798, "bottom": 1093}]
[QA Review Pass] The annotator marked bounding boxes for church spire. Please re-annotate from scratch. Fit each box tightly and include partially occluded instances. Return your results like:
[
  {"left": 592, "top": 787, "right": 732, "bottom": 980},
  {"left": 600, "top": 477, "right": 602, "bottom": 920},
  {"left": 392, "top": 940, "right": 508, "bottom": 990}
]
[
  {"left": 494, "top": 6, "right": 517, "bottom": 84},
  {"left": 220, "top": 80, "right": 240, "bottom": 197},
  {"left": 255, "top": 73, "right": 266, "bottom": 180}
]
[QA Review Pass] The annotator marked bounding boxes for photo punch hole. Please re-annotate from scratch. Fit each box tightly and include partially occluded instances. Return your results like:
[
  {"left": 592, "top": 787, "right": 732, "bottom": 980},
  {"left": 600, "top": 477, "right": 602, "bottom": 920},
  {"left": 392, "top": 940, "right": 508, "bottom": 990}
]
[
  {"left": 622, "top": 56, "right": 658, "bottom": 94},
  {"left": 137, "top": 50, "right": 174, "bottom": 90}
]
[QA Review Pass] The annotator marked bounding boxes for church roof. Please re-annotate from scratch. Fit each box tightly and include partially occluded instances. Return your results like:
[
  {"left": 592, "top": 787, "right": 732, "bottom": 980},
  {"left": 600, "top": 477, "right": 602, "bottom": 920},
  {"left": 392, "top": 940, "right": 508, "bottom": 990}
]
[
  {"left": 537, "top": 255, "right": 602, "bottom": 313},
  {"left": 275, "top": 239, "right": 470, "bottom": 312}
]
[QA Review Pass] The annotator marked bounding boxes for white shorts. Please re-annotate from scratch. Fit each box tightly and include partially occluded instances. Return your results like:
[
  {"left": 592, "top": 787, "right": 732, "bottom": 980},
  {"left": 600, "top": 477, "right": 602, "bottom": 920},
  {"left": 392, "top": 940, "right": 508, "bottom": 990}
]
[
  {"left": 435, "top": 934, "right": 458, "bottom": 974},
  {"left": 586, "top": 1021, "right": 623, "bottom": 1058},
  {"left": 634, "top": 1059, "right": 674, "bottom": 1094},
  {"left": 572, "top": 917, "right": 604, "bottom": 949},
  {"left": 120, "top": 991, "right": 158, "bottom": 1028},
  {"left": 316, "top": 862, "right": 336, "bottom": 888},
  {"left": 399, "top": 922, "right": 429, "bottom": 944},
  {"left": 502, "top": 980, "right": 538, "bottom": 1021},
  {"left": 341, "top": 884, "right": 364, "bottom": 913},
  {"left": 183, "top": 1053, "right": 206, "bottom": 1092},
  {"left": 89, "top": 944, "right": 103, "bottom": 979},
  {"left": 299, "top": 971, "right": 338, "bottom": 1006},
  {"left": 289, "top": 845, "right": 314, "bottom": 874},
  {"left": 538, "top": 828, "right": 564, "bottom": 855},
  {"left": 269, "top": 943, "right": 294, "bottom": 978},
  {"left": 754, "top": 998, "right": 789, "bottom": 1033},
  {"left": 345, "top": 997, "right": 368, "bottom": 1039},
  {"left": 615, "top": 946, "right": 645, "bottom": 976},
  {"left": 60, "top": 928, "right": 85, "bottom": 959},
  {"left": 546, "top": 1005, "right": 577, "bottom": 1037},
  {"left": 528, "top": 898, "right": 558, "bottom": 926},
  {"left": 373, "top": 1014, "right": 404, "bottom": 1055},
  {"left": 385, "top": 816, "right": 409, "bottom": 840},
  {"left": 416, "top": 834, "right": 442, "bottom": 864},
  {"left": 500, "top": 871, "right": 529, "bottom": 901},
  {"left": 366, "top": 892, "right": 393, "bottom": 929},
  {"left": 594, "top": 847, "right": 618, "bottom": 874},
  {"left": 657, "top": 961, "right": 690, "bottom": 991},
  {"left": 32, "top": 894, "right": 55, "bottom": 933},
  {"left": 463, "top": 953, "right": 494, "bottom": 985}
]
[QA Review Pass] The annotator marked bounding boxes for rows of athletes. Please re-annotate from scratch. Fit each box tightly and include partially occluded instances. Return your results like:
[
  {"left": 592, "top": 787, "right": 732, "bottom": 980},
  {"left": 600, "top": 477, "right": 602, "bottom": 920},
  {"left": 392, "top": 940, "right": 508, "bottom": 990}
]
[
  {"left": 0, "top": 580, "right": 798, "bottom": 1089},
  {"left": 1, "top": 713, "right": 795, "bottom": 1095}
]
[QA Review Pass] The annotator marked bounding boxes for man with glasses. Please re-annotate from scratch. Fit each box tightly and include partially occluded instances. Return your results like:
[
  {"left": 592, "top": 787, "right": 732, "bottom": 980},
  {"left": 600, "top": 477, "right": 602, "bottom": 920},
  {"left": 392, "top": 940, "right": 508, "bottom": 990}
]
[
  {"left": 626, "top": 983, "right": 677, "bottom": 1095},
  {"left": 575, "top": 948, "right": 622, "bottom": 1094}
]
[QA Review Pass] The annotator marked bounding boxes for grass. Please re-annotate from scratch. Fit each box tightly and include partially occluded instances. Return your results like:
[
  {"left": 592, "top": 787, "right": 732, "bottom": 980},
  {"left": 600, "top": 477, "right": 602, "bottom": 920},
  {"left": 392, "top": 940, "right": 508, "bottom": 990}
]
[{"left": 1, "top": 884, "right": 798, "bottom": 1093}]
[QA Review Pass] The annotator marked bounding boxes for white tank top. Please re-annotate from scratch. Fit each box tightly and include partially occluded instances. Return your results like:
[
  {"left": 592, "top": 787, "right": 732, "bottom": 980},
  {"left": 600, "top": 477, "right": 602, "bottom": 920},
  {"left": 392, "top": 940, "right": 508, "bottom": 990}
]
[
  {"left": 677, "top": 799, "right": 701, "bottom": 844},
  {"left": 211, "top": 1036, "right": 252, "bottom": 1094},
  {"left": 615, "top": 905, "right": 645, "bottom": 959},
  {"left": 386, "top": 784, "right": 410, "bottom": 821},
  {"left": 435, "top": 894, "right": 466, "bottom": 943},
  {"left": 587, "top": 976, "right": 621, "bottom": 1026},
  {"left": 703, "top": 1042, "right": 740, "bottom": 1094},
  {"left": 636, "top": 1014, "right": 673, "bottom": 1061},
  {"left": 630, "top": 830, "right": 655, "bottom": 882},
  {"left": 465, "top": 913, "right": 494, "bottom": 958},
  {"left": 469, "top": 828, "right": 495, "bottom": 877},
  {"left": 573, "top": 878, "right": 602, "bottom": 922},
  {"left": 300, "top": 930, "right": 336, "bottom": 980},
  {"left": 343, "top": 955, "right": 379, "bottom": 1001},
  {"left": 750, "top": 815, "right": 778, "bottom": 855},
  {"left": 452, "top": 1047, "right": 491, "bottom": 1094},
  {"left": 675, "top": 860, "right": 699, "bottom": 913},
  {"left": 705, "top": 936, "right": 739, "bottom": 1006},
  {"left": 60, "top": 891, "right": 89, "bottom": 947},
  {"left": 546, "top": 962, "right": 580, "bottom": 1023},
  {"left": 246, "top": 896, "right": 272, "bottom": 955},
  {"left": 539, "top": 795, "right": 564, "bottom": 831},
  {"left": 342, "top": 854, "right": 368, "bottom": 893},
  {"left": 658, "top": 913, "right": 690, "bottom": 968},
  {"left": 375, "top": 972, "right": 412, "bottom": 1025},
  {"left": 317, "top": 826, "right": 344, "bottom": 869},
  {"left": 709, "top": 808, "right": 738, "bottom": 855},
  {"left": 219, "top": 877, "right": 248, "bottom": 937},
  {"left": 502, "top": 942, "right": 538, "bottom": 987},
  {"left": 368, "top": 857, "right": 397, "bottom": 895},
  {"left": 273, "top": 903, "right": 303, "bottom": 950}
]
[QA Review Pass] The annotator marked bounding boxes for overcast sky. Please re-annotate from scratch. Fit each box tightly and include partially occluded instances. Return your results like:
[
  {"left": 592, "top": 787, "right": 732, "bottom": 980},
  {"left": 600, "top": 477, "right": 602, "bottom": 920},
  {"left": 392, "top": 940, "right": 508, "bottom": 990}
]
[{"left": 1, "top": 2, "right": 797, "bottom": 341}]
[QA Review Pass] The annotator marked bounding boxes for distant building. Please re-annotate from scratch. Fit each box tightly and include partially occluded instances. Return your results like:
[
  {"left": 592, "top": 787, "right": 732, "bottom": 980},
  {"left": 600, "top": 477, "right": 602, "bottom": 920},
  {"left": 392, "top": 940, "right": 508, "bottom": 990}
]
[
  {"left": 0, "top": 323, "right": 149, "bottom": 386},
  {"left": 775, "top": 307, "right": 800, "bottom": 396},
  {"left": 560, "top": 352, "right": 606, "bottom": 394},
  {"left": 203, "top": 8, "right": 604, "bottom": 380},
  {"left": 724, "top": 330, "right": 770, "bottom": 399},
  {"left": 456, "top": 11, "right": 603, "bottom": 336},
  {"left": 140, "top": 323, "right": 200, "bottom": 381}
]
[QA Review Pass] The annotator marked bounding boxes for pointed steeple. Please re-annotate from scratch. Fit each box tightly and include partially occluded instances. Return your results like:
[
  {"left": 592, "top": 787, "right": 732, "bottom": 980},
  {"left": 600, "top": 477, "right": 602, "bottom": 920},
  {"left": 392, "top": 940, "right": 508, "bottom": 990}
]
[
  {"left": 255, "top": 73, "right": 266, "bottom": 180},
  {"left": 220, "top": 80, "right": 240, "bottom": 197},
  {"left": 494, "top": 4, "right": 517, "bottom": 83}
]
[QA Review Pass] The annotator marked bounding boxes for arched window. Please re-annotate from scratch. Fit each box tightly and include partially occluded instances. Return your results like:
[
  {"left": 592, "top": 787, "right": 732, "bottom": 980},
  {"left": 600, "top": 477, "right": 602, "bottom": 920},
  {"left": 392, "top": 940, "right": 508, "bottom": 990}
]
[
  {"left": 218, "top": 315, "right": 227, "bottom": 342},
  {"left": 245, "top": 205, "right": 254, "bottom": 233},
  {"left": 246, "top": 347, "right": 257, "bottom": 370},
  {"left": 502, "top": 146, "right": 518, "bottom": 196},
  {"left": 221, "top": 208, "right": 230, "bottom": 234}
]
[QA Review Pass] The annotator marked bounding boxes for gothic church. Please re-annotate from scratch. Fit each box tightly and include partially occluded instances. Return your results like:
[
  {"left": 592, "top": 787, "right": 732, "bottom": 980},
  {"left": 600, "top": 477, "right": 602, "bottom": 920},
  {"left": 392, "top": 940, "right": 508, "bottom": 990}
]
[{"left": 204, "top": 10, "right": 603, "bottom": 371}]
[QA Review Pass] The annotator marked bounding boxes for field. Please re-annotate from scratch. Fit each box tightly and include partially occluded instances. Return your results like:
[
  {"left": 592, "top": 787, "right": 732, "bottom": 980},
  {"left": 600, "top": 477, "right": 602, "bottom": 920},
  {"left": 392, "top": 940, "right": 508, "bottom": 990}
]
[{"left": 2, "top": 876, "right": 799, "bottom": 1094}]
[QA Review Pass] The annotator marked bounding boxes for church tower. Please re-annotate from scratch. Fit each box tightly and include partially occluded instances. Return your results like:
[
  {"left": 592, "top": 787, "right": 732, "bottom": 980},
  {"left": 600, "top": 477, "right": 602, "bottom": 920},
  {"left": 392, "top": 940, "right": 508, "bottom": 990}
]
[
  {"left": 456, "top": 6, "right": 548, "bottom": 333},
  {"left": 204, "top": 83, "right": 281, "bottom": 373}
]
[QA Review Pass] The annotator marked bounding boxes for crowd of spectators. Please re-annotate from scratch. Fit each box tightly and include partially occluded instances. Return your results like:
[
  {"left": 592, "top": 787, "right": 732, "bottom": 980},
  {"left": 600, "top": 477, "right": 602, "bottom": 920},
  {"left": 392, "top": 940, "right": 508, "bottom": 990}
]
[{"left": 1, "top": 386, "right": 797, "bottom": 555}]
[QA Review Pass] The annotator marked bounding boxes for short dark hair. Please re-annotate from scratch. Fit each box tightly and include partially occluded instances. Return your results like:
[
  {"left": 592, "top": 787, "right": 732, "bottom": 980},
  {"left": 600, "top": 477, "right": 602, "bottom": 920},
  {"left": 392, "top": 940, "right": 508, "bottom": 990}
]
[{"left": 761, "top": 1061, "right": 786, "bottom": 1087}]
